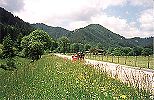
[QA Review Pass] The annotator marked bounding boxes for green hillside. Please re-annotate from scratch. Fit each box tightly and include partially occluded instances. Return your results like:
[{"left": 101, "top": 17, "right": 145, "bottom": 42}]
[
  {"left": 71, "top": 24, "right": 130, "bottom": 48},
  {"left": 0, "top": 7, "right": 34, "bottom": 42},
  {"left": 31, "top": 23, "right": 72, "bottom": 39},
  {"left": 1, "top": 6, "right": 152, "bottom": 49},
  {"left": 32, "top": 23, "right": 153, "bottom": 49}
]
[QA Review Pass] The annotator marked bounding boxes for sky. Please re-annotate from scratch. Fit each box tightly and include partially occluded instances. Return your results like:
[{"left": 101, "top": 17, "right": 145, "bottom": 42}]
[{"left": 0, "top": 0, "right": 153, "bottom": 38}]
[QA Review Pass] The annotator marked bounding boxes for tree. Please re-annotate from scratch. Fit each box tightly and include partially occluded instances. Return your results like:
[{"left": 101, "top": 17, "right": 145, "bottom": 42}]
[
  {"left": 58, "top": 36, "right": 70, "bottom": 53},
  {"left": 0, "top": 35, "right": 16, "bottom": 70},
  {"left": 28, "top": 42, "right": 44, "bottom": 61},
  {"left": 28, "top": 29, "right": 53, "bottom": 50},
  {"left": 112, "top": 48, "right": 122, "bottom": 56},
  {"left": 14, "top": 33, "right": 23, "bottom": 51},
  {"left": 70, "top": 43, "right": 79, "bottom": 53},
  {"left": 132, "top": 46, "right": 143, "bottom": 56},
  {"left": 121, "top": 47, "right": 132, "bottom": 56},
  {"left": 96, "top": 42, "right": 102, "bottom": 49},
  {"left": 141, "top": 48, "right": 153, "bottom": 56},
  {"left": 84, "top": 43, "right": 91, "bottom": 51},
  {"left": 21, "top": 29, "right": 53, "bottom": 60},
  {"left": 78, "top": 43, "right": 84, "bottom": 52},
  {"left": 2, "top": 34, "right": 14, "bottom": 58}
]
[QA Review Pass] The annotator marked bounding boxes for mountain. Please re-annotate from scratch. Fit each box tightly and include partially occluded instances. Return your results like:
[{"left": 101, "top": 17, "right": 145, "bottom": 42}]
[
  {"left": 70, "top": 24, "right": 132, "bottom": 48},
  {"left": 34, "top": 23, "right": 153, "bottom": 49},
  {"left": 31, "top": 23, "right": 72, "bottom": 39},
  {"left": 0, "top": 7, "right": 34, "bottom": 42},
  {"left": 1, "top": 7, "right": 152, "bottom": 49},
  {"left": 127, "top": 37, "right": 153, "bottom": 48},
  {"left": 32, "top": 23, "right": 129, "bottom": 48}
]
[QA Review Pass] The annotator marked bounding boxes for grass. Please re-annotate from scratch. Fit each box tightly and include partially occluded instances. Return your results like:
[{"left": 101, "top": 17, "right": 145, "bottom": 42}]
[
  {"left": 85, "top": 54, "right": 154, "bottom": 69},
  {"left": 0, "top": 54, "right": 152, "bottom": 99}
]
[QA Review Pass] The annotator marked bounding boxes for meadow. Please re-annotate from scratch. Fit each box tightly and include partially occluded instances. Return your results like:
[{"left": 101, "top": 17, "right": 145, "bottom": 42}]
[
  {"left": 85, "top": 54, "right": 154, "bottom": 69},
  {"left": 0, "top": 54, "right": 151, "bottom": 99}
]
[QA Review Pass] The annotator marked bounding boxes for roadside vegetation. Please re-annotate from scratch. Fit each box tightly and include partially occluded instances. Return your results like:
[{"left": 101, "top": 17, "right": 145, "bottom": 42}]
[
  {"left": 0, "top": 55, "right": 151, "bottom": 99},
  {"left": 0, "top": 28, "right": 153, "bottom": 99}
]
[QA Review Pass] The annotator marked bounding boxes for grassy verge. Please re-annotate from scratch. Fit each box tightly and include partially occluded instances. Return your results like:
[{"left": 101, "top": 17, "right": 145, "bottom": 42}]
[{"left": 0, "top": 54, "right": 151, "bottom": 99}]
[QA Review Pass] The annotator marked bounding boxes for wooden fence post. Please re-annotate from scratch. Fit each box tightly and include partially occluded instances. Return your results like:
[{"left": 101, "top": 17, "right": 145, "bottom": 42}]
[
  {"left": 90, "top": 53, "right": 91, "bottom": 58},
  {"left": 112, "top": 55, "right": 113, "bottom": 62},
  {"left": 125, "top": 56, "right": 127, "bottom": 64},
  {"left": 135, "top": 56, "right": 137, "bottom": 67},
  {"left": 148, "top": 55, "right": 150, "bottom": 68},
  {"left": 107, "top": 55, "right": 108, "bottom": 61}
]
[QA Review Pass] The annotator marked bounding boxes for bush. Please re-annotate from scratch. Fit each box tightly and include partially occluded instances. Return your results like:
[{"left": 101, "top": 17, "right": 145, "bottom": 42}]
[
  {"left": 0, "top": 58, "right": 16, "bottom": 70},
  {"left": 2, "top": 35, "right": 14, "bottom": 59}
]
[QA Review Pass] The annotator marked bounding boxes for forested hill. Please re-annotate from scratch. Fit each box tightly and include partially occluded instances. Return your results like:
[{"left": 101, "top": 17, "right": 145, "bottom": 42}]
[
  {"left": 0, "top": 7, "right": 152, "bottom": 49},
  {"left": 127, "top": 37, "right": 153, "bottom": 49},
  {"left": 32, "top": 23, "right": 153, "bottom": 49},
  {"left": 31, "top": 23, "right": 72, "bottom": 39},
  {"left": 0, "top": 7, "right": 34, "bottom": 42},
  {"left": 70, "top": 24, "right": 130, "bottom": 48}
]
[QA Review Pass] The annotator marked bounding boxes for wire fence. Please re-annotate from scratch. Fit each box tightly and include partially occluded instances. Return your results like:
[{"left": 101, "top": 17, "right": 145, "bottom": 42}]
[{"left": 85, "top": 53, "right": 154, "bottom": 69}]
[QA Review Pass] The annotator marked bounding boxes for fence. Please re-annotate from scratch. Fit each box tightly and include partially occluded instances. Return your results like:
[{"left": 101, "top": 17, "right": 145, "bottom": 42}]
[{"left": 85, "top": 53, "right": 154, "bottom": 69}]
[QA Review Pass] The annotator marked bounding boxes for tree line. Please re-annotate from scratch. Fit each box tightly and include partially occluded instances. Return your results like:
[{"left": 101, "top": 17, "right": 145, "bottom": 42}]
[{"left": 0, "top": 29, "right": 153, "bottom": 70}]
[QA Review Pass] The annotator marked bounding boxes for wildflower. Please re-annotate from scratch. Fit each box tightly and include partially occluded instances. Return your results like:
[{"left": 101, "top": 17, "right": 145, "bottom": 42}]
[{"left": 120, "top": 95, "right": 126, "bottom": 99}]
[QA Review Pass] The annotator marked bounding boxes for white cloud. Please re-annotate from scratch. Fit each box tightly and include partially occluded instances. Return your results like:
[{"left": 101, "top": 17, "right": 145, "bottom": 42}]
[
  {"left": 0, "top": 0, "right": 25, "bottom": 12},
  {"left": 10, "top": 0, "right": 153, "bottom": 38},
  {"left": 90, "top": 14, "right": 141, "bottom": 38},
  {"left": 67, "top": 21, "right": 89, "bottom": 30},
  {"left": 129, "top": 0, "right": 153, "bottom": 7},
  {"left": 139, "top": 9, "right": 154, "bottom": 37},
  {"left": 14, "top": 0, "right": 126, "bottom": 23}
]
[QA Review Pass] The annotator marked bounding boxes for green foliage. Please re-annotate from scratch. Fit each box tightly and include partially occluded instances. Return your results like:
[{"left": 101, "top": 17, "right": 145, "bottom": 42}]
[
  {"left": 112, "top": 48, "right": 122, "bottom": 56},
  {"left": 58, "top": 36, "right": 70, "bottom": 53},
  {"left": 2, "top": 35, "right": 15, "bottom": 58},
  {"left": 96, "top": 42, "right": 102, "bottom": 49},
  {"left": 0, "top": 44, "right": 3, "bottom": 58},
  {"left": 84, "top": 43, "right": 91, "bottom": 51},
  {"left": 0, "top": 7, "right": 34, "bottom": 43},
  {"left": 32, "top": 23, "right": 153, "bottom": 50},
  {"left": 21, "top": 29, "right": 53, "bottom": 60},
  {"left": 70, "top": 43, "right": 84, "bottom": 53},
  {"left": 141, "top": 48, "right": 153, "bottom": 56},
  {"left": 0, "top": 55, "right": 150, "bottom": 99},
  {"left": 89, "top": 48, "right": 98, "bottom": 55},
  {"left": 105, "top": 47, "right": 152, "bottom": 56},
  {"left": 28, "top": 29, "right": 53, "bottom": 50},
  {"left": 132, "top": 46, "right": 143, "bottom": 56},
  {"left": 70, "top": 43, "right": 79, "bottom": 53},
  {"left": 121, "top": 47, "right": 132, "bottom": 56},
  {"left": 27, "top": 42, "right": 44, "bottom": 61},
  {"left": 32, "top": 23, "right": 72, "bottom": 39},
  {"left": 14, "top": 33, "right": 23, "bottom": 52},
  {"left": 5, "top": 58, "right": 16, "bottom": 70}
]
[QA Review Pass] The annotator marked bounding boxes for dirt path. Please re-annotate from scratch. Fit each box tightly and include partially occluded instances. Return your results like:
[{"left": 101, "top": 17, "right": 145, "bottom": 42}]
[{"left": 55, "top": 53, "right": 154, "bottom": 95}]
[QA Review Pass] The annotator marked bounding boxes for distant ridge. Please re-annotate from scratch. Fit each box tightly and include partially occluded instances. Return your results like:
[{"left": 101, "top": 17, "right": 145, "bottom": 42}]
[
  {"left": 31, "top": 23, "right": 72, "bottom": 39},
  {"left": 0, "top": 7, "right": 152, "bottom": 49},
  {"left": 32, "top": 23, "right": 153, "bottom": 49}
]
